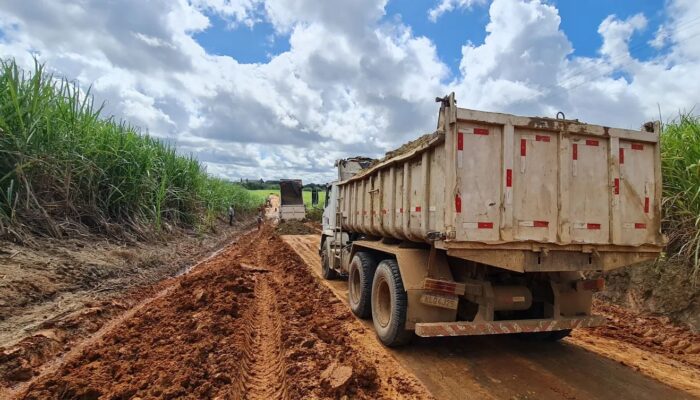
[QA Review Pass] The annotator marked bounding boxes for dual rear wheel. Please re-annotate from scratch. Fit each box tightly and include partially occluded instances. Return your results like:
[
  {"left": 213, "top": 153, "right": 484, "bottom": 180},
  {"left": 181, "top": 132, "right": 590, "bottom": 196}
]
[{"left": 348, "top": 252, "right": 413, "bottom": 347}]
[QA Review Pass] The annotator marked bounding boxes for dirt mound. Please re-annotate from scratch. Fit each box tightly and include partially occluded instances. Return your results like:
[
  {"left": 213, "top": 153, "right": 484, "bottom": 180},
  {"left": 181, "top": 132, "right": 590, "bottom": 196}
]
[
  {"left": 15, "top": 225, "right": 429, "bottom": 399},
  {"left": 599, "top": 261, "right": 700, "bottom": 332},
  {"left": 0, "top": 219, "right": 253, "bottom": 390},
  {"left": 362, "top": 132, "right": 440, "bottom": 172},
  {"left": 587, "top": 300, "right": 700, "bottom": 368},
  {"left": 276, "top": 220, "right": 317, "bottom": 235}
]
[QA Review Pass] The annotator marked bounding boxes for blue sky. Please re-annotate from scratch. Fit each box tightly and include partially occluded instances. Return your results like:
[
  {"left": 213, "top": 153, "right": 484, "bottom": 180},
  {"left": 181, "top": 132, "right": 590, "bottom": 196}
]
[
  {"left": 2, "top": 0, "right": 697, "bottom": 182},
  {"left": 195, "top": 0, "right": 667, "bottom": 75}
]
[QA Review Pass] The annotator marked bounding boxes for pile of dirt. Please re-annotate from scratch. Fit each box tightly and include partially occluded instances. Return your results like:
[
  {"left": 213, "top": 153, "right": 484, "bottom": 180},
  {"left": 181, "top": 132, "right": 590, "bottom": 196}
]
[
  {"left": 276, "top": 220, "right": 318, "bottom": 235},
  {"left": 14, "top": 225, "right": 430, "bottom": 399},
  {"left": 587, "top": 300, "right": 700, "bottom": 368},
  {"left": 0, "top": 219, "right": 253, "bottom": 389},
  {"left": 362, "top": 132, "right": 441, "bottom": 172},
  {"left": 599, "top": 260, "right": 700, "bottom": 332}
]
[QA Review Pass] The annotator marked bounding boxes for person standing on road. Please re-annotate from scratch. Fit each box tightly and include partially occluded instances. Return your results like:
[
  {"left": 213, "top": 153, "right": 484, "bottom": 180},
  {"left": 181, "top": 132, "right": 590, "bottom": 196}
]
[
  {"left": 228, "top": 204, "right": 235, "bottom": 226},
  {"left": 257, "top": 207, "right": 264, "bottom": 230}
]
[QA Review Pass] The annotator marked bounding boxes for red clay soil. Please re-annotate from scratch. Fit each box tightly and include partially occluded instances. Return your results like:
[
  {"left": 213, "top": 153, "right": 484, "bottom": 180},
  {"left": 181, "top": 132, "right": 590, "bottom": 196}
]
[
  {"left": 14, "top": 225, "right": 429, "bottom": 399},
  {"left": 0, "top": 221, "right": 253, "bottom": 392},
  {"left": 588, "top": 300, "right": 700, "bottom": 367}
]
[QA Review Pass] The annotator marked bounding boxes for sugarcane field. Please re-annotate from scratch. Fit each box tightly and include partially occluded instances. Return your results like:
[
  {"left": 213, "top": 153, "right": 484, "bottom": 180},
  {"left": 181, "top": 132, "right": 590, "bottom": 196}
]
[{"left": 1, "top": 1, "right": 700, "bottom": 399}]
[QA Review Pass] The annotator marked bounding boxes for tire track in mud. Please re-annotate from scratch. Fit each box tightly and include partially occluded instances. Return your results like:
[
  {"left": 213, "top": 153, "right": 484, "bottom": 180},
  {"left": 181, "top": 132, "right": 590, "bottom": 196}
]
[
  {"left": 238, "top": 277, "right": 289, "bottom": 399},
  {"left": 15, "top": 226, "right": 432, "bottom": 399}
]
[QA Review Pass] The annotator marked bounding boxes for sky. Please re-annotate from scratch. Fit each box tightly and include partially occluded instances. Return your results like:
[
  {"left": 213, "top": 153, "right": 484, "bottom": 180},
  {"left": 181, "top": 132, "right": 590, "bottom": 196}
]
[{"left": 0, "top": 0, "right": 698, "bottom": 184}]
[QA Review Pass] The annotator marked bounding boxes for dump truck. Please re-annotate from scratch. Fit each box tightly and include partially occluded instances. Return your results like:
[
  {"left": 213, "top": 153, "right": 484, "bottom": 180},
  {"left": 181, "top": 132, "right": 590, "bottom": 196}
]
[
  {"left": 279, "top": 179, "right": 305, "bottom": 221},
  {"left": 320, "top": 93, "right": 664, "bottom": 346}
]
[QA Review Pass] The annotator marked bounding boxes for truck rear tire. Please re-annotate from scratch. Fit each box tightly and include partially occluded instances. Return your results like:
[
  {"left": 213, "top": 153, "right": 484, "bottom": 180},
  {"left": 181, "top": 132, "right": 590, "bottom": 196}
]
[
  {"left": 371, "top": 259, "right": 413, "bottom": 347},
  {"left": 348, "top": 252, "right": 376, "bottom": 319},
  {"left": 321, "top": 240, "right": 338, "bottom": 280}
]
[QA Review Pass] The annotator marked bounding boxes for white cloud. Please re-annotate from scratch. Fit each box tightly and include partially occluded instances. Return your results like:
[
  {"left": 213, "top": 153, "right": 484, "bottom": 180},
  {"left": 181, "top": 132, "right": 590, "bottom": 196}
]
[
  {"left": 649, "top": 25, "right": 669, "bottom": 49},
  {"left": 0, "top": 0, "right": 447, "bottom": 182},
  {"left": 1, "top": 0, "right": 700, "bottom": 184},
  {"left": 448, "top": 0, "right": 700, "bottom": 128},
  {"left": 428, "top": 0, "right": 486, "bottom": 22},
  {"left": 189, "top": 0, "right": 264, "bottom": 28}
]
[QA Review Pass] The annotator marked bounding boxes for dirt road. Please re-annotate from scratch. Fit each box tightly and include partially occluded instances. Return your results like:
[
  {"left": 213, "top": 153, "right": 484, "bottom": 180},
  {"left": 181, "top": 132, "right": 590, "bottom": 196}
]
[
  {"left": 7, "top": 226, "right": 431, "bottom": 399},
  {"left": 283, "top": 234, "right": 700, "bottom": 400},
  {"left": 5, "top": 226, "right": 698, "bottom": 399}
]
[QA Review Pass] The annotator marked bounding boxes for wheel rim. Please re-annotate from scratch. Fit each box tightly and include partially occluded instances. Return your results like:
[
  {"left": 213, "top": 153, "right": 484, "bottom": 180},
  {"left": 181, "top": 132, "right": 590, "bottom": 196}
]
[
  {"left": 350, "top": 265, "right": 361, "bottom": 306},
  {"left": 375, "top": 276, "right": 391, "bottom": 328}
]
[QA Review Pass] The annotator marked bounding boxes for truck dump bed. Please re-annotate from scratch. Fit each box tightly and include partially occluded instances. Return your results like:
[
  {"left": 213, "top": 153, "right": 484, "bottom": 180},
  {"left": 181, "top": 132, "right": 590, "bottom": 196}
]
[{"left": 338, "top": 94, "right": 663, "bottom": 272}]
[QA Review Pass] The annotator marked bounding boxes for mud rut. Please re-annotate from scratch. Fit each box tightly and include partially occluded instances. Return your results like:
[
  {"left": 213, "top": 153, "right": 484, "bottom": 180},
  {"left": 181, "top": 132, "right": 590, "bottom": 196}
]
[
  {"left": 11, "top": 225, "right": 430, "bottom": 400},
  {"left": 239, "top": 277, "right": 288, "bottom": 399}
]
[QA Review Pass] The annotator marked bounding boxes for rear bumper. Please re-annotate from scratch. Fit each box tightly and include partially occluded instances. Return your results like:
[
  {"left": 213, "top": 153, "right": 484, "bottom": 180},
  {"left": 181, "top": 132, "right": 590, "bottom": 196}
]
[{"left": 414, "top": 315, "right": 606, "bottom": 337}]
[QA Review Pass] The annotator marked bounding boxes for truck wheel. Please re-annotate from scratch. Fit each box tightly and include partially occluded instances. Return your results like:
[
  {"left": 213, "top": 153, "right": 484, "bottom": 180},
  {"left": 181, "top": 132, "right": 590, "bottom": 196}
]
[
  {"left": 371, "top": 259, "right": 413, "bottom": 347},
  {"left": 348, "top": 252, "right": 376, "bottom": 319},
  {"left": 321, "top": 240, "right": 338, "bottom": 280}
]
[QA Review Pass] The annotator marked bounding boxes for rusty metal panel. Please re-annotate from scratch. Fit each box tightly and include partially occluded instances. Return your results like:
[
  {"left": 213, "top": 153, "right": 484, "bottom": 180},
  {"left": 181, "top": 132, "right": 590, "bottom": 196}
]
[
  {"left": 618, "top": 140, "right": 658, "bottom": 246},
  {"left": 454, "top": 123, "right": 502, "bottom": 242},
  {"left": 567, "top": 135, "right": 611, "bottom": 244},
  {"left": 512, "top": 129, "right": 558, "bottom": 242},
  {"left": 428, "top": 146, "right": 446, "bottom": 233}
]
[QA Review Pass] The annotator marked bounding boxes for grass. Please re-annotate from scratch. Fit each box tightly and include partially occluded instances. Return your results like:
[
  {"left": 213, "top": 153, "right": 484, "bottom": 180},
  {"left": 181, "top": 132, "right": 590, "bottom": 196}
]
[
  {"left": 0, "top": 59, "right": 259, "bottom": 241},
  {"left": 661, "top": 114, "right": 700, "bottom": 282}
]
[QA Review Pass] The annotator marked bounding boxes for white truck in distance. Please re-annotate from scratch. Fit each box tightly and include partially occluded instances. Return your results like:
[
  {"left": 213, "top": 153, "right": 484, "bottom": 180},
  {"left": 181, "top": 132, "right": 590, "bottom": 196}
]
[
  {"left": 279, "top": 179, "right": 305, "bottom": 221},
  {"left": 321, "top": 93, "right": 664, "bottom": 347}
]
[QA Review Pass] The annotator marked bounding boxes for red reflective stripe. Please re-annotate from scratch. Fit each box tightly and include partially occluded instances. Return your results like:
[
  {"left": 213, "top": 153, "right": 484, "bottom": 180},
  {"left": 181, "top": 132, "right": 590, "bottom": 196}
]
[
  {"left": 399, "top": 208, "right": 404, "bottom": 213},
  {"left": 635, "top": 223, "right": 647, "bottom": 229},
  {"left": 506, "top": 169, "right": 512, "bottom": 187},
  {"left": 534, "top": 220, "right": 549, "bottom": 227},
  {"left": 587, "top": 223, "right": 601, "bottom": 230},
  {"left": 631, "top": 143, "right": 644, "bottom": 150},
  {"left": 572, "top": 143, "right": 578, "bottom": 160},
  {"left": 455, "top": 194, "right": 462, "bottom": 213},
  {"left": 614, "top": 178, "right": 620, "bottom": 195},
  {"left": 415, "top": 206, "right": 422, "bottom": 212},
  {"left": 644, "top": 197, "right": 650, "bottom": 213},
  {"left": 474, "top": 128, "right": 489, "bottom": 135},
  {"left": 520, "top": 139, "right": 527, "bottom": 156},
  {"left": 478, "top": 222, "right": 493, "bottom": 229},
  {"left": 586, "top": 139, "right": 599, "bottom": 146},
  {"left": 619, "top": 148, "right": 624, "bottom": 164},
  {"left": 457, "top": 132, "right": 464, "bottom": 150},
  {"left": 535, "top": 135, "right": 550, "bottom": 142}
]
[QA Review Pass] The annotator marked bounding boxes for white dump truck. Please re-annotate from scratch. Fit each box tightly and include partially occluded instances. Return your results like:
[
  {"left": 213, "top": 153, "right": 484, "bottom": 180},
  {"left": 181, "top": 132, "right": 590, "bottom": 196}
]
[
  {"left": 279, "top": 179, "right": 305, "bottom": 221},
  {"left": 321, "top": 93, "right": 664, "bottom": 346}
]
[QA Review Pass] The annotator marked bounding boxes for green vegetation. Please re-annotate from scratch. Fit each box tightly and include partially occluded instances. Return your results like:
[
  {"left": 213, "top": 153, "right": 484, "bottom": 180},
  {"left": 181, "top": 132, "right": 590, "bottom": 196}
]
[
  {"left": 661, "top": 115, "right": 700, "bottom": 281},
  {"left": 248, "top": 189, "right": 325, "bottom": 222},
  {"left": 0, "top": 60, "right": 258, "bottom": 241},
  {"left": 248, "top": 189, "right": 326, "bottom": 208}
]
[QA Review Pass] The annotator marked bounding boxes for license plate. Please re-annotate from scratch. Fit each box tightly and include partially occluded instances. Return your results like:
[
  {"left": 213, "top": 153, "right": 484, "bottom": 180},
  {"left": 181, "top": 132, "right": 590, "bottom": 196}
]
[{"left": 420, "top": 293, "right": 459, "bottom": 310}]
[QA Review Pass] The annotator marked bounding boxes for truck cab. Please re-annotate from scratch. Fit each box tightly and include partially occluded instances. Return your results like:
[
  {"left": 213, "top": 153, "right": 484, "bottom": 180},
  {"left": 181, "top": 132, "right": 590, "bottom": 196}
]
[{"left": 320, "top": 158, "right": 374, "bottom": 279}]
